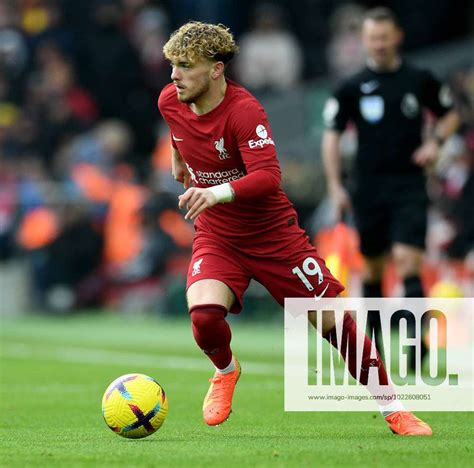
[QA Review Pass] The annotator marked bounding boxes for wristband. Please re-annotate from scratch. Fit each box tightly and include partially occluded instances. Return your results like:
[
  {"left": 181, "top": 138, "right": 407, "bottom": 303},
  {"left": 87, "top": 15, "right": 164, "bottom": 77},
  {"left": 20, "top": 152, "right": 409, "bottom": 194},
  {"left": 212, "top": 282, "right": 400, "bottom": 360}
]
[{"left": 208, "top": 183, "right": 235, "bottom": 203}]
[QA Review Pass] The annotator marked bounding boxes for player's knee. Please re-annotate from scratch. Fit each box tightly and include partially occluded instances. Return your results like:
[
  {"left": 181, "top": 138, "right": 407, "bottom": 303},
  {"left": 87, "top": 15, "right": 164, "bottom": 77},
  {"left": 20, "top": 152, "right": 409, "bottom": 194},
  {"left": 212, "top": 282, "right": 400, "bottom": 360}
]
[
  {"left": 363, "top": 256, "right": 385, "bottom": 282},
  {"left": 392, "top": 245, "right": 422, "bottom": 277},
  {"left": 187, "top": 279, "right": 235, "bottom": 311},
  {"left": 189, "top": 304, "right": 231, "bottom": 353},
  {"left": 189, "top": 304, "right": 227, "bottom": 332}
]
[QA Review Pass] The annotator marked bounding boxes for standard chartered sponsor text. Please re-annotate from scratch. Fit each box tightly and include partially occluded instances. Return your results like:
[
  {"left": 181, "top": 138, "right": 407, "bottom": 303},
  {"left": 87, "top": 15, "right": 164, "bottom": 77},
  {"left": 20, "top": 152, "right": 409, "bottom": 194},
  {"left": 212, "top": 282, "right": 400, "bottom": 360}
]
[{"left": 196, "top": 168, "right": 245, "bottom": 185}]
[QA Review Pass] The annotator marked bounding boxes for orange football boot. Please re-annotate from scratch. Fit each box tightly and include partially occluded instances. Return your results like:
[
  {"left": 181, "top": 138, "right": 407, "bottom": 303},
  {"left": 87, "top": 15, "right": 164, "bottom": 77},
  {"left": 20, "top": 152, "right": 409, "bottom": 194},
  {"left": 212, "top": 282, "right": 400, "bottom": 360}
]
[
  {"left": 202, "top": 356, "right": 241, "bottom": 426},
  {"left": 385, "top": 411, "right": 433, "bottom": 435}
]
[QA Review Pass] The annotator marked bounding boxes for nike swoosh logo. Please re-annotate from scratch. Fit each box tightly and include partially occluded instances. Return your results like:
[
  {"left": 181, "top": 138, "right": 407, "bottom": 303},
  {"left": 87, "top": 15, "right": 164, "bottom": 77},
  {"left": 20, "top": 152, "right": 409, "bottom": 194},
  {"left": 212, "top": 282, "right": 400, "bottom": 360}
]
[
  {"left": 172, "top": 134, "right": 184, "bottom": 142},
  {"left": 360, "top": 80, "right": 379, "bottom": 94},
  {"left": 314, "top": 283, "right": 329, "bottom": 301}
]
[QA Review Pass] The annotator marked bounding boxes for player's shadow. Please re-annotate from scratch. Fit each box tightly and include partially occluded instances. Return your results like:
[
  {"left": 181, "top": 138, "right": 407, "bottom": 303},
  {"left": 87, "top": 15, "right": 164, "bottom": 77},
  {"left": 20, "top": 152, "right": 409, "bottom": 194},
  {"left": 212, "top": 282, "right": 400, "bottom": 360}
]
[{"left": 125, "top": 438, "right": 188, "bottom": 443}]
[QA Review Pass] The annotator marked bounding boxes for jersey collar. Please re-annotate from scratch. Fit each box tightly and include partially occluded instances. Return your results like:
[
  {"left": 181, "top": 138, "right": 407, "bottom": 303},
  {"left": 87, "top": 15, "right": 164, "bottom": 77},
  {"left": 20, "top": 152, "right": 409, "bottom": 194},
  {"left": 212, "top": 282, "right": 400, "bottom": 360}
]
[{"left": 366, "top": 57, "right": 402, "bottom": 73}]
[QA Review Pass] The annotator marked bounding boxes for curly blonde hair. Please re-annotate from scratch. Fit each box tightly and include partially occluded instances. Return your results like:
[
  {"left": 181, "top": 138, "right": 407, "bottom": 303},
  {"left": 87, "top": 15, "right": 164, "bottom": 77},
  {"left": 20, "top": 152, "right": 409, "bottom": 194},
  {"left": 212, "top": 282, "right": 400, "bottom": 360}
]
[{"left": 163, "top": 21, "right": 239, "bottom": 64}]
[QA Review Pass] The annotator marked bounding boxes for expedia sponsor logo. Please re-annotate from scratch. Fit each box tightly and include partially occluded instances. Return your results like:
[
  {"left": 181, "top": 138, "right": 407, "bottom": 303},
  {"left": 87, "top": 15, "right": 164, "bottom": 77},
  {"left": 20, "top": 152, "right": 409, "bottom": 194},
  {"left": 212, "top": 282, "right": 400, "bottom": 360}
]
[
  {"left": 248, "top": 137, "right": 275, "bottom": 149},
  {"left": 248, "top": 124, "right": 275, "bottom": 149}
]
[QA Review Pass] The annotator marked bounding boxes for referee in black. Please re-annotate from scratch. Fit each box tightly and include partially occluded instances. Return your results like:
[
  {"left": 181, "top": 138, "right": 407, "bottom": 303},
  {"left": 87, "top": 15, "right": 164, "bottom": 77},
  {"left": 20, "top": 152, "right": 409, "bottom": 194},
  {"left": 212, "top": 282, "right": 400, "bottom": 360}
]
[{"left": 322, "top": 7, "right": 460, "bottom": 369}]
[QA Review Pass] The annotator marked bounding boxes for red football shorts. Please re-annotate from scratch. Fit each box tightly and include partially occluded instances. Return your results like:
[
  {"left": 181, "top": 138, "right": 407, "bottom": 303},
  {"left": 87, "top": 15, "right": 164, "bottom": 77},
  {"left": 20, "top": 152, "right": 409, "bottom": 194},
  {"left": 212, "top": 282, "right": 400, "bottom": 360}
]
[{"left": 186, "top": 229, "right": 344, "bottom": 314}]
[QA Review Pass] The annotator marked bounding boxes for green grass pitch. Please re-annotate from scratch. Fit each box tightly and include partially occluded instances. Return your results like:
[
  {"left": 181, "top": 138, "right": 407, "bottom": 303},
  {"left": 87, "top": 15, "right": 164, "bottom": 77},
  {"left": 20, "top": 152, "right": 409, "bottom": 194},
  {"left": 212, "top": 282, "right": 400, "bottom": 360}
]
[{"left": 0, "top": 313, "right": 472, "bottom": 467}]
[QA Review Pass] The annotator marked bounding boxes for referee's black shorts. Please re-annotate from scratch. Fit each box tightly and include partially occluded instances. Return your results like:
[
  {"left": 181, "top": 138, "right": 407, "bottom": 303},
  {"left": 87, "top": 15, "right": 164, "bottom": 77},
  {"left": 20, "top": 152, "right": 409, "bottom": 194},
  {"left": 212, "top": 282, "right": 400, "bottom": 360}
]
[{"left": 350, "top": 176, "right": 428, "bottom": 258}]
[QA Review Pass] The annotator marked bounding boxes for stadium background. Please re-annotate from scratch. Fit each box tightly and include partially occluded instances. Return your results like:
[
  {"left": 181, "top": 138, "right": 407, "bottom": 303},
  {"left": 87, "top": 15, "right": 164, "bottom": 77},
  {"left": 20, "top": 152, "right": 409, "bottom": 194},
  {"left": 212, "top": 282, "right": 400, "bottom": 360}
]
[{"left": 0, "top": 0, "right": 473, "bottom": 315}]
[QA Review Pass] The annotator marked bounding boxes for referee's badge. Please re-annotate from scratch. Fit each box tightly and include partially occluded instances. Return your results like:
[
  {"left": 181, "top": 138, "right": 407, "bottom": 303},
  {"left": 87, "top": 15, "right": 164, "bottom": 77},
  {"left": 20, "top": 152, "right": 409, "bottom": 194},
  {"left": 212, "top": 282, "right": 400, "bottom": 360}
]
[
  {"left": 401, "top": 93, "right": 420, "bottom": 118},
  {"left": 323, "top": 97, "right": 339, "bottom": 128},
  {"left": 359, "top": 95, "right": 384, "bottom": 123},
  {"left": 439, "top": 85, "right": 453, "bottom": 108}
]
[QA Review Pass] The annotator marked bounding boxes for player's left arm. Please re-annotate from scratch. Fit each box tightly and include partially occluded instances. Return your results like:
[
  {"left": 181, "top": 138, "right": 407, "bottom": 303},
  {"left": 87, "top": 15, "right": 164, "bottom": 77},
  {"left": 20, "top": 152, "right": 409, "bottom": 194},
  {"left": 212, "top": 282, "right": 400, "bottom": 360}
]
[
  {"left": 413, "top": 72, "right": 460, "bottom": 167},
  {"left": 178, "top": 186, "right": 222, "bottom": 220},
  {"left": 227, "top": 100, "right": 281, "bottom": 200}
]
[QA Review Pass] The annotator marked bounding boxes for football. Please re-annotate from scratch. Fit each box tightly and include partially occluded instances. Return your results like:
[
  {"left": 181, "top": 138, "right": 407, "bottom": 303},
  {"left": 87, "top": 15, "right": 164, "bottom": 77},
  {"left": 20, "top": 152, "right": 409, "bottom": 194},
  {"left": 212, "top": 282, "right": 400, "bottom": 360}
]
[{"left": 102, "top": 373, "right": 168, "bottom": 439}]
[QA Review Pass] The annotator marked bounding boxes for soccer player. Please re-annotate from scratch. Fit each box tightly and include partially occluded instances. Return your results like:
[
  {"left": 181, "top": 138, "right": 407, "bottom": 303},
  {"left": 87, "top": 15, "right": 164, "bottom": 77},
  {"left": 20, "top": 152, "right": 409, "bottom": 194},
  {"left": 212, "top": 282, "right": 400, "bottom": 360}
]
[
  {"left": 158, "top": 21, "right": 431, "bottom": 435},
  {"left": 322, "top": 8, "right": 460, "bottom": 368}
]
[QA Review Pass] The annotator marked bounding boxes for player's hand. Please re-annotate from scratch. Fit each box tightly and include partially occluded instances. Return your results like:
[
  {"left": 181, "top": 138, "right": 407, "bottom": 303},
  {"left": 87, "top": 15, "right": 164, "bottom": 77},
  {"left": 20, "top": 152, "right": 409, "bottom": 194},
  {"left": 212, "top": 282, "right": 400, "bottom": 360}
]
[
  {"left": 178, "top": 188, "right": 218, "bottom": 220},
  {"left": 172, "top": 154, "right": 192, "bottom": 189},
  {"left": 329, "top": 184, "right": 351, "bottom": 221},
  {"left": 412, "top": 139, "right": 440, "bottom": 167}
]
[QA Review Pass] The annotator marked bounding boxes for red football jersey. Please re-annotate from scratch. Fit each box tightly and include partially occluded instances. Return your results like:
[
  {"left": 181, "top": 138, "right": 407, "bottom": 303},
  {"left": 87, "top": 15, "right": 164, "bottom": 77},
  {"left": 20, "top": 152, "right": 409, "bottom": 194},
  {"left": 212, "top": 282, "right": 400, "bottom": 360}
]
[{"left": 158, "top": 80, "right": 304, "bottom": 252}]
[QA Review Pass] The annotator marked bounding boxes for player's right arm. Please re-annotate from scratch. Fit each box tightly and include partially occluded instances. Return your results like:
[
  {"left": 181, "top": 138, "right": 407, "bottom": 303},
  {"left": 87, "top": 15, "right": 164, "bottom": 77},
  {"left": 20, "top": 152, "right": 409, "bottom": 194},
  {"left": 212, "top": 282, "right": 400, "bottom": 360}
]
[
  {"left": 171, "top": 146, "right": 192, "bottom": 189},
  {"left": 322, "top": 129, "right": 351, "bottom": 220},
  {"left": 412, "top": 72, "right": 460, "bottom": 167},
  {"left": 158, "top": 85, "right": 193, "bottom": 189},
  {"left": 321, "top": 89, "right": 352, "bottom": 220},
  {"left": 227, "top": 99, "right": 281, "bottom": 201}
]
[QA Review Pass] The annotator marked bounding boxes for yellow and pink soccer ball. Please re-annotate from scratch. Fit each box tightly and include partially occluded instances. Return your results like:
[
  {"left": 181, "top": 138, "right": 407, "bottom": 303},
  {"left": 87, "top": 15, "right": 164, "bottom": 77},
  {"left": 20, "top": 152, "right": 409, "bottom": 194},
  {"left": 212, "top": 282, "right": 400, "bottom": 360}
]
[{"left": 102, "top": 373, "right": 168, "bottom": 439}]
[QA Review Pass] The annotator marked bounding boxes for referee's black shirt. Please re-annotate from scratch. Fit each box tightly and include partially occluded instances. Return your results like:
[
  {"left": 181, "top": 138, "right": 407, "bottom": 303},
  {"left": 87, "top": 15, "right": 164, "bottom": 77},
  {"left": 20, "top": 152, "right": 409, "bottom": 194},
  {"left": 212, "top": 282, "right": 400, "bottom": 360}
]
[{"left": 323, "top": 62, "right": 454, "bottom": 180}]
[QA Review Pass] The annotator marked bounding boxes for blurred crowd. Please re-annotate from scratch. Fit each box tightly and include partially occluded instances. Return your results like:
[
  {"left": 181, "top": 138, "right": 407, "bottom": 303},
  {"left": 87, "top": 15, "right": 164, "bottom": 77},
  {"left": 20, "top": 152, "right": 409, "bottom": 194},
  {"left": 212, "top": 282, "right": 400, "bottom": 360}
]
[
  {"left": 0, "top": 0, "right": 472, "bottom": 312},
  {"left": 0, "top": 0, "right": 191, "bottom": 311},
  {"left": 429, "top": 67, "right": 474, "bottom": 272}
]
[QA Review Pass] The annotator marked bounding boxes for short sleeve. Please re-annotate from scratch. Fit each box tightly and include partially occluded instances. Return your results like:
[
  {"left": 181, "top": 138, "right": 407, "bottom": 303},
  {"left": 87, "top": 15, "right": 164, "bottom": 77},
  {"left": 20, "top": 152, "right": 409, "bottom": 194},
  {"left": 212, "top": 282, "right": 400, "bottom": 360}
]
[
  {"left": 323, "top": 83, "right": 352, "bottom": 132},
  {"left": 420, "top": 70, "right": 454, "bottom": 117}
]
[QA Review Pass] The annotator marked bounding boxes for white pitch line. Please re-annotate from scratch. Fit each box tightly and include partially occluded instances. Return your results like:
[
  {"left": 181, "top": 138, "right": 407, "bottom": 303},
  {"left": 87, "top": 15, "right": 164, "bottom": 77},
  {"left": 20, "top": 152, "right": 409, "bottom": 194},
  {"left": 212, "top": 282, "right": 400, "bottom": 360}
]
[{"left": 0, "top": 342, "right": 283, "bottom": 376}]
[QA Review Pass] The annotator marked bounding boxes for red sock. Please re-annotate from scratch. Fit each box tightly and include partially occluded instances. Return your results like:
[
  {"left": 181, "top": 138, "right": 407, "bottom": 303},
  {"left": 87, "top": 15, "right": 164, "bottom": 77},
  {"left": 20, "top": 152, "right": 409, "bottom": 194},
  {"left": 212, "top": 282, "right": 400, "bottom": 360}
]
[
  {"left": 190, "top": 304, "right": 232, "bottom": 369},
  {"left": 324, "top": 313, "right": 388, "bottom": 385}
]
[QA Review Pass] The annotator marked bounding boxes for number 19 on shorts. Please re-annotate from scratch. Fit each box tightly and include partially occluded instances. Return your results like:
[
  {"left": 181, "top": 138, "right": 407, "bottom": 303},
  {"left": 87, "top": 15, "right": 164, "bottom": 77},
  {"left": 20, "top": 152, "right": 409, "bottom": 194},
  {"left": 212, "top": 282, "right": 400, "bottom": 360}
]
[{"left": 292, "top": 257, "right": 324, "bottom": 292}]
